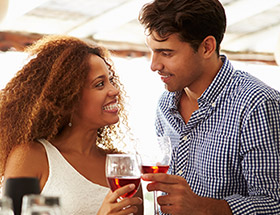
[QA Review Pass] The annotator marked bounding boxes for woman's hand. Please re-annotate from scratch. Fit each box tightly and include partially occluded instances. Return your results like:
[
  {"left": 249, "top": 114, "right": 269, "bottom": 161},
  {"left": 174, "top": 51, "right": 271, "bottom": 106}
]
[{"left": 97, "top": 184, "right": 143, "bottom": 215}]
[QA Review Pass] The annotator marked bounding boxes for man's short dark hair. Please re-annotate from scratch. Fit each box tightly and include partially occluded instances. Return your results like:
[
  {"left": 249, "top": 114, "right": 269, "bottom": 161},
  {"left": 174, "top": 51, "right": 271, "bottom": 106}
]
[{"left": 139, "top": 0, "right": 226, "bottom": 55}]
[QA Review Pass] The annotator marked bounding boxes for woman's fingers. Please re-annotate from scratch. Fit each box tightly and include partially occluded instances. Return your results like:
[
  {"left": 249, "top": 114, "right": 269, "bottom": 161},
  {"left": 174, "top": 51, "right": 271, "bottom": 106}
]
[
  {"left": 108, "top": 184, "right": 136, "bottom": 202},
  {"left": 98, "top": 184, "right": 142, "bottom": 215},
  {"left": 114, "top": 198, "right": 142, "bottom": 215},
  {"left": 106, "top": 184, "right": 142, "bottom": 214}
]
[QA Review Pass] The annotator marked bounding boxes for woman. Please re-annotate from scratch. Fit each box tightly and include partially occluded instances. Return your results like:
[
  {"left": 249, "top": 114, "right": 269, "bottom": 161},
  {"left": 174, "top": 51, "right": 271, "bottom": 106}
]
[{"left": 0, "top": 35, "right": 142, "bottom": 214}]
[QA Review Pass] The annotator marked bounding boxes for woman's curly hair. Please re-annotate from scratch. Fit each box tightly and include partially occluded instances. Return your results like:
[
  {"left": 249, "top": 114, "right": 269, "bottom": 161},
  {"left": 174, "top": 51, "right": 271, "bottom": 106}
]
[{"left": 0, "top": 35, "right": 130, "bottom": 180}]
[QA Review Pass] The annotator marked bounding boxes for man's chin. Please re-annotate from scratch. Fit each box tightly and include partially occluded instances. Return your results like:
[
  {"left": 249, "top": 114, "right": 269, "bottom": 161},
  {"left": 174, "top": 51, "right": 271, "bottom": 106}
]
[{"left": 164, "top": 84, "right": 181, "bottom": 92}]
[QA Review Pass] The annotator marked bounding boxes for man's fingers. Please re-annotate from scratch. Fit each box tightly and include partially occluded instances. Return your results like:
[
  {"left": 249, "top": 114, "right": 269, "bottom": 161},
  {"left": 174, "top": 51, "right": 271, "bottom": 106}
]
[
  {"left": 146, "top": 182, "right": 174, "bottom": 193},
  {"left": 158, "top": 195, "right": 184, "bottom": 215},
  {"left": 160, "top": 204, "right": 176, "bottom": 215},
  {"left": 142, "top": 173, "right": 184, "bottom": 184},
  {"left": 142, "top": 173, "right": 187, "bottom": 189},
  {"left": 157, "top": 193, "right": 178, "bottom": 206},
  {"left": 144, "top": 176, "right": 188, "bottom": 194}
]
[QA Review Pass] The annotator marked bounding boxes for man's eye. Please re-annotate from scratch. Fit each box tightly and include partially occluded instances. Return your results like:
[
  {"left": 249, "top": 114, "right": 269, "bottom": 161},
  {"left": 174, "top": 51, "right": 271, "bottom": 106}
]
[{"left": 162, "top": 52, "right": 171, "bottom": 57}]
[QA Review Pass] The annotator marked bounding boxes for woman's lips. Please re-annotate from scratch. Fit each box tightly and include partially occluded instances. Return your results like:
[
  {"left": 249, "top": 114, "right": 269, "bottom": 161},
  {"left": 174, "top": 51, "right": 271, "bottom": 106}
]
[{"left": 103, "top": 102, "right": 118, "bottom": 113}]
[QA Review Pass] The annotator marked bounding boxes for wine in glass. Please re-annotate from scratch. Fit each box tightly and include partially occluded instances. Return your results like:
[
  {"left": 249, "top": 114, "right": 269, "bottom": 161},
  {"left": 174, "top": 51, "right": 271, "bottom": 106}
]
[
  {"left": 139, "top": 136, "right": 171, "bottom": 215},
  {"left": 105, "top": 154, "right": 142, "bottom": 199}
]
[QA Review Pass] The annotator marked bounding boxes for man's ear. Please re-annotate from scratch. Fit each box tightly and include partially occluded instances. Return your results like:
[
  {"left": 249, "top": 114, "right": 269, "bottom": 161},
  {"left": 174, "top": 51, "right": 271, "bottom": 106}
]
[{"left": 200, "top": 36, "right": 216, "bottom": 58}]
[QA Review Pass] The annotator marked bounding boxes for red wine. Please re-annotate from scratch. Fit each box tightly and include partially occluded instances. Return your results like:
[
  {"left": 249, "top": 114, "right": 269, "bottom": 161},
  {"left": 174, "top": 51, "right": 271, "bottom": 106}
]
[
  {"left": 142, "top": 165, "right": 169, "bottom": 174},
  {"left": 106, "top": 177, "right": 140, "bottom": 198}
]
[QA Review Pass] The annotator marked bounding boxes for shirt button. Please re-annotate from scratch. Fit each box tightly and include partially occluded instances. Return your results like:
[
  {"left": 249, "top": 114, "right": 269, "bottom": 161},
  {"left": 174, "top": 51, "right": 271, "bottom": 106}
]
[
  {"left": 183, "top": 135, "right": 188, "bottom": 141},
  {"left": 211, "top": 102, "right": 216, "bottom": 107},
  {"left": 177, "top": 170, "right": 183, "bottom": 175}
]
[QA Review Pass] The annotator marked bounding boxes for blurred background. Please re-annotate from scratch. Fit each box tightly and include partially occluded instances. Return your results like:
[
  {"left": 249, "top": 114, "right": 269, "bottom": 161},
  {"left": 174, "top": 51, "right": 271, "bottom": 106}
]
[
  {"left": 1, "top": 0, "right": 280, "bottom": 213},
  {"left": 1, "top": 0, "right": 280, "bottom": 137}
]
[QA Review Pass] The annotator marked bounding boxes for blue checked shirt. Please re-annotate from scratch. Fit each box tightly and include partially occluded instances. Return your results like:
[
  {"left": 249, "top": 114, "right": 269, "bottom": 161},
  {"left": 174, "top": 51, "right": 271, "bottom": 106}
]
[{"left": 155, "top": 55, "right": 280, "bottom": 214}]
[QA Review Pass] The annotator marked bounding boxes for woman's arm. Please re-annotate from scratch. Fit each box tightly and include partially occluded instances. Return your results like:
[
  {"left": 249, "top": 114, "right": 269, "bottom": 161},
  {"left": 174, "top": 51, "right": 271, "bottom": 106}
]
[{"left": 4, "top": 142, "right": 48, "bottom": 190}]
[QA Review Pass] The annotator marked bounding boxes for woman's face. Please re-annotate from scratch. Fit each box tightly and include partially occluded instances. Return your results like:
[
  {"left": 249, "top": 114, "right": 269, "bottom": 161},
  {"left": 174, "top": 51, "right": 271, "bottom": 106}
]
[{"left": 74, "top": 54, "right": 120, "bottom": 129}]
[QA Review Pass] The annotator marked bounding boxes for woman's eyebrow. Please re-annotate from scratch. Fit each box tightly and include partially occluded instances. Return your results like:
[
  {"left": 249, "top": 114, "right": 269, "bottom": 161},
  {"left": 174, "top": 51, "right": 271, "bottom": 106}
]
[{"left": 90, "top": 75, "right": 106, "bottom": 84}]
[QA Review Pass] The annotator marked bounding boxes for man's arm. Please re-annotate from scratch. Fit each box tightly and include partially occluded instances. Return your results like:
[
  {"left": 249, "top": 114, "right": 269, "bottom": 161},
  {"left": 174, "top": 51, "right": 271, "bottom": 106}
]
[
  {"left": 145, "top": 99, "right": 280, "bottom": 215},
  {"left": 224, "top": 99, "right": 280, "bottom": 214}
]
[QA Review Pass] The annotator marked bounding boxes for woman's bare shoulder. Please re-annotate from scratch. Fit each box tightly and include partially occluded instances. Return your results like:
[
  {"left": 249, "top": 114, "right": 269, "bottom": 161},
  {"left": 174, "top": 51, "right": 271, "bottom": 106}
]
[{"left": 4, "top": 141, "right": 48, "bottom": 179}]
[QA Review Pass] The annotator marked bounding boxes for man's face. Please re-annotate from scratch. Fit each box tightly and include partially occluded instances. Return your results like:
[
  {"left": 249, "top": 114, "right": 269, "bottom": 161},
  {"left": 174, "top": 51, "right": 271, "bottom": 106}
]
[{"left": 146, "top": 32, "right": 204, "bottom": 92}]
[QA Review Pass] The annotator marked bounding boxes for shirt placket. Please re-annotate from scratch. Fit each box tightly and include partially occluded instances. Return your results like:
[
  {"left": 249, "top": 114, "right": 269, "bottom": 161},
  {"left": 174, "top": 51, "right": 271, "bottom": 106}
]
[
  {"left": 174, "top": 133, "right": 190, "bottom": 177},
  {"left": 173, "top": 102, "right": 211, "bottom": 178}
]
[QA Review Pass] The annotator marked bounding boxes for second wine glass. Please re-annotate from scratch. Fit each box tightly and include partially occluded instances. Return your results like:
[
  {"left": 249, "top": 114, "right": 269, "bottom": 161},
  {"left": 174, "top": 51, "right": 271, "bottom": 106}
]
[{"left": 139, "top": 136, "right": 172, "bottom": 215}]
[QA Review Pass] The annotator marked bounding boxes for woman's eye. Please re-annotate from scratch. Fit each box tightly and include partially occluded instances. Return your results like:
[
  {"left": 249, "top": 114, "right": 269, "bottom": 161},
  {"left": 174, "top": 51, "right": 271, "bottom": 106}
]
[
  {"left": 109, "top": 77, "right": 114, "bottom": 84},
  {"left": 95, "top": 81, "right": 104, "bottom": 87}
]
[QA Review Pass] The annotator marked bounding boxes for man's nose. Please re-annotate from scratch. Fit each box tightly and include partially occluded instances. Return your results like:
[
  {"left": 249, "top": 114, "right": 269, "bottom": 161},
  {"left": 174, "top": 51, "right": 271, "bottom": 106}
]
[{"left": 150, "top": 54, "right": 163, "bottom": 72}]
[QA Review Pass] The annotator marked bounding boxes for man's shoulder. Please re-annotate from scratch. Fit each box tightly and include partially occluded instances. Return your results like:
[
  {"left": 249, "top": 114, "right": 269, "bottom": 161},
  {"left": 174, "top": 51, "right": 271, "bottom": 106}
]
[
  {"left": 225, "top": 70, "right": 280, "bottom": 113},
  {"left": 231, "top": 70, "right": 280, "bottom": 100}
]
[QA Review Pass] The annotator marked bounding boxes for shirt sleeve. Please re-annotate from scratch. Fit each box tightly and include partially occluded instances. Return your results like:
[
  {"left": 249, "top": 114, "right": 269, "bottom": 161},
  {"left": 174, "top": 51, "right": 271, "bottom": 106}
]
[{"left": 224, "top": 99, "right": 280, "bottom": 214}]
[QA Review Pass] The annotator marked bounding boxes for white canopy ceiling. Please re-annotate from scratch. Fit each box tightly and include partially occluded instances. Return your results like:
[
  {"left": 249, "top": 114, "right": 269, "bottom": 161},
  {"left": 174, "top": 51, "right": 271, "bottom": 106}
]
[{"left": 1, "top": 0, "right": 280, "bottom": 60}]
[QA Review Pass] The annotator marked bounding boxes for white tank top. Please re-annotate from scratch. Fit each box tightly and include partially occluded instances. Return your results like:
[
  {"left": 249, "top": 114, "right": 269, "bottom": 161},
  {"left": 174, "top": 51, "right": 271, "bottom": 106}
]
[{"left": 38, "top": 139, "right": 110, "bottom": 215}]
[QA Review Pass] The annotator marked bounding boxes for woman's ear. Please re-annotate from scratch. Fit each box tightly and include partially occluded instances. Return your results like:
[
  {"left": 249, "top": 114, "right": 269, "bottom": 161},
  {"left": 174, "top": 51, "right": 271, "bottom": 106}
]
[{"left": 200, "top": 36, "right": 217, "bottom": 58}]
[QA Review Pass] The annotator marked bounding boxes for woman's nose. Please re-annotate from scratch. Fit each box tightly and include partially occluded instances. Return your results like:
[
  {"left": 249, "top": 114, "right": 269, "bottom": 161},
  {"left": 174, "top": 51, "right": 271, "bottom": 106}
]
[{"left": 108, "top": 84, "right": 119, "bottom": 97}]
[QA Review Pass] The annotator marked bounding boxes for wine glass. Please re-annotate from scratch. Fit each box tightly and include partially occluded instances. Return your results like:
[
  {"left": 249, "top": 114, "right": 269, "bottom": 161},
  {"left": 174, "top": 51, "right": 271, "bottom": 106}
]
[
  {"left": 105, "top": 154, "right": 142, "bottom": 199},
  {"left": 0, "top": 196, "right": 14, "bottom": 215},
  {"left": 138, "top": 136, "right": 171, "bottom": 215},
  {"left": 21, "top": 194, "right": 61, "bottom": 215}
]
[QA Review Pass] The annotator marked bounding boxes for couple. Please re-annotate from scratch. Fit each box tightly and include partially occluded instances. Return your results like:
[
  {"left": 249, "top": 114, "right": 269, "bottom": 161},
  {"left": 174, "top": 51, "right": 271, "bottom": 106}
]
[{"left": 1, "top": 0, "right": 280, "bottom": 214}]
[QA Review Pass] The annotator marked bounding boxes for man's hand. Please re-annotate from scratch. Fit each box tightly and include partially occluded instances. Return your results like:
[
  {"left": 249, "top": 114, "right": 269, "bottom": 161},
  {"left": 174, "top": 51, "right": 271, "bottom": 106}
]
[{"left": 142, "top": 173, "right": 232, "bottom": 215}]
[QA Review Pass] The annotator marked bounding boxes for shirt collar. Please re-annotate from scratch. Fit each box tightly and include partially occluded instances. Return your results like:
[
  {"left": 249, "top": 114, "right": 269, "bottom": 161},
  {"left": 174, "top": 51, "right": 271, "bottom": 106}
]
[
  {"left": 198, "top": 55, "right": 234, "bottom": 105},
  {"left": 164, "top": 55, "right": 234, "bottom": 110},
  {"left": 167, "top": 91, "right": 181, "bottom": 111}
]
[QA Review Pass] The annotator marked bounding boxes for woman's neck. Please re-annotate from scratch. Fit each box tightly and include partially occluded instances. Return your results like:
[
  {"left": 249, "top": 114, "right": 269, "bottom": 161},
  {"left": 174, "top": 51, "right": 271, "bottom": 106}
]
[{"left": 51, "top": 126, "right": 99, "bottom": 156}]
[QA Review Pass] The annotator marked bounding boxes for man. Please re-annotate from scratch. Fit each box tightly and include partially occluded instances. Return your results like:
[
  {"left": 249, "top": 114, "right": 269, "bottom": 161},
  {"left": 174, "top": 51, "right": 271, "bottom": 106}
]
[{"left": 139, "top": 0, "right": 280, "bottom": 214}]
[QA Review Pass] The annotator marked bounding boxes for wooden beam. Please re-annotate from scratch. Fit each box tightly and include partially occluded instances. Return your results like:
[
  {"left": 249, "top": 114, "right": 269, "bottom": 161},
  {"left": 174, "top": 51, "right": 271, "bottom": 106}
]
[
  {"left": 0, "top": 31, "right": 42, "bottom": 51},
  {"left": 0, "top": 31, "right": 149, "bottom": 58},
  {"left": 0, "top": 31, "right": 276, "bottom": 65}
]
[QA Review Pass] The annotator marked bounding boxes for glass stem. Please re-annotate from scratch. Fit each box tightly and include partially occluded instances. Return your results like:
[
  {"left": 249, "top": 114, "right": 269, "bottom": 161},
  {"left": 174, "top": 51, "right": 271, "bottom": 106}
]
[{"left": 154, "top": 191, "right": 160, "bottom": 215}]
